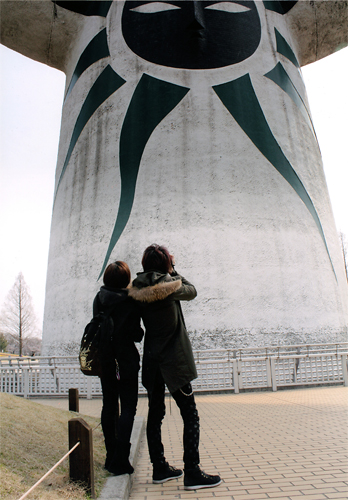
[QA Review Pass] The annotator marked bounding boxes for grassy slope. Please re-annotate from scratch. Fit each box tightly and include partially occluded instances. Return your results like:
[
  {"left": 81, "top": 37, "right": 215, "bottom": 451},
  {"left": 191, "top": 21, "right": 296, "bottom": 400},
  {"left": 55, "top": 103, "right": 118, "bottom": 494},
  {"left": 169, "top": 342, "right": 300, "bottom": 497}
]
[{"left": 0, "top": 393, "right": 108, "bottom": 499}]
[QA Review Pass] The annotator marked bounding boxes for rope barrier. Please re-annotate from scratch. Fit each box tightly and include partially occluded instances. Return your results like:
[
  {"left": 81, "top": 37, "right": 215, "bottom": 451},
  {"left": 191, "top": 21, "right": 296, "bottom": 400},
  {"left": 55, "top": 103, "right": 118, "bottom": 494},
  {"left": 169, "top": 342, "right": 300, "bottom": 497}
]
[
  {"left": 17, "top": 441, "right": 80, "bottom": 500},
  {"left": 92, "top": 421, "right": 101, "bottom": 432}
]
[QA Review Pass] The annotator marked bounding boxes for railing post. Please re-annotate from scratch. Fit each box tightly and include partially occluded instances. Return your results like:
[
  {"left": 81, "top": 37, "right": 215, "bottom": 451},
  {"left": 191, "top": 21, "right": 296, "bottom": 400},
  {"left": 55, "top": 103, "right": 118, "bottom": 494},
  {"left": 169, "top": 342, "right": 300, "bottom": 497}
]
[
  {"left": 23, "top": 367, "right": 29, "bottom": 398},
  {"left": 237, "top": 359, "right": 243, "bottom": 391},
  {"left": 232, "top": 359, "right": 239, "bottom": 394},
  {"left": 341, "top": 354, "right": 348, "bottom": 387},
  {"left": 68, "top": 418, "right": 95, "bottom": 498},
  {"left": 266, "top": 357, "right": 272, "bottom": 387},
  {"left": 270, "top": 357, "right": 277, "bottom": 391}
]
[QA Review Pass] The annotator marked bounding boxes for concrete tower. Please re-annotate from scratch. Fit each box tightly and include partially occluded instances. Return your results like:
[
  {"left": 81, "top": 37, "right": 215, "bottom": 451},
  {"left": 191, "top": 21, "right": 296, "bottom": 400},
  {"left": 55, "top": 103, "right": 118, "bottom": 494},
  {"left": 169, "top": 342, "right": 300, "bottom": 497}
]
[{"left": 1, "top": 1, "right": 347, "bottom": 354}]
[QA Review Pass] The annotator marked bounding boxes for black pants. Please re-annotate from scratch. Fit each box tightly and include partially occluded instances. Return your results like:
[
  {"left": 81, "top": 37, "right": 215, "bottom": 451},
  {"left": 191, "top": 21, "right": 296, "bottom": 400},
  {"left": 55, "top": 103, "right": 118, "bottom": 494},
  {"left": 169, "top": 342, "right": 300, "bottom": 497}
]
[
  {"left": 146, "top": 369, "right": 200, "bottom": 469},
  {"left": 100, "top": 366, "right": 138, "bottom": 458}
]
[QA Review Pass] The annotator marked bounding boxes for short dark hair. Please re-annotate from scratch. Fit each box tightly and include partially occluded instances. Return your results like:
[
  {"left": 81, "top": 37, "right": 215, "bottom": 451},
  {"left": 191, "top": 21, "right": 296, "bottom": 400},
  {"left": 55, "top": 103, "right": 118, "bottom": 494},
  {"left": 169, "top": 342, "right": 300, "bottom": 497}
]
[
  {"left": 142, "top": 244, "right": 172, "bottom": 274},
  {"left": 103, "top": 261, "right": 131, "bottom": 288}
]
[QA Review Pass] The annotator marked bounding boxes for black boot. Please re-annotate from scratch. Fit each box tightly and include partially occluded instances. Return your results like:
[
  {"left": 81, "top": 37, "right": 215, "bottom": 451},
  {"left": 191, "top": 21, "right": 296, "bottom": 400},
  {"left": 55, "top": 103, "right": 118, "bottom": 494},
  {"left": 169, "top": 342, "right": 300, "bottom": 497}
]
[
  {"left": 104, "top": 441, "right": 117, "bottom": 470},
  {"left": 153, "top": 461, "right": 183, "bottom": 483},
  {"left": 184, "top": 465, "right": 221, "bottom": 490},
  {"left": 104, "top": 451, "right": 114, "bottom": 471},
  {"left": 107, "top": 441, "right": 134, "bottom": 476}
]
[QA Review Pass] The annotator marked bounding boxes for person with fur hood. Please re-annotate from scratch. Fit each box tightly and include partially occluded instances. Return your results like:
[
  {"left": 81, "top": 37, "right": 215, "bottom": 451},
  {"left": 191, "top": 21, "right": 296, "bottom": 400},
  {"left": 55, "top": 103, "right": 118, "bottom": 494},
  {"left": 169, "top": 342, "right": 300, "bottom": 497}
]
[{"left": 129, "top": 244, "right": 221, "bottom": 490}]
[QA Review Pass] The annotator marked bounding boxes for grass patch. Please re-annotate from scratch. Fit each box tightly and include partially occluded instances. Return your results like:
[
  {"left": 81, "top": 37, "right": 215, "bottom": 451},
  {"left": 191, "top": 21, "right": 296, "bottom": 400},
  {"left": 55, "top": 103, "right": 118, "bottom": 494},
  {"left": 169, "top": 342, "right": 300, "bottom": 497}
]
[{"left": 0, "top": 393, "right": 109, "bottom": 499}]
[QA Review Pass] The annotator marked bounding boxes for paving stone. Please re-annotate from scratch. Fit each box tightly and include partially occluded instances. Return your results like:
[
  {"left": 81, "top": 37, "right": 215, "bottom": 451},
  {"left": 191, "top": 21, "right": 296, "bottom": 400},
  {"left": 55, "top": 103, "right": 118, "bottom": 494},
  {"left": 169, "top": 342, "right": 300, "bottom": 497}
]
[
  {"left": 129, "top": 387, "right": 348, "bottom": 500},
  {"left": 33, "top": 385, "right": 348, "bottom": 500}
]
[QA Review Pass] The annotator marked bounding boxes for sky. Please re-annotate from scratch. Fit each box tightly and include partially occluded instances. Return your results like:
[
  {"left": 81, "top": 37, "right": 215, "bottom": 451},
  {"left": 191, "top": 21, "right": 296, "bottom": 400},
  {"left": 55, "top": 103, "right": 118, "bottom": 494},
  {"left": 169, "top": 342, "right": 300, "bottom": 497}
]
[{"left": 0, "top": 44, "right": 347, "bottom": 328}]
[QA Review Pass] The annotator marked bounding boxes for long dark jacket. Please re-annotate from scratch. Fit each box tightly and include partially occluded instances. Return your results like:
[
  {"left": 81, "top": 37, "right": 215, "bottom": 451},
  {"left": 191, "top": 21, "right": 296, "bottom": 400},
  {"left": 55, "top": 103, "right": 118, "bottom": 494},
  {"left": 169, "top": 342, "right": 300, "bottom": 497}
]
[
  {"left": 93, "top": 286, "right": 143, "bottom": 379},
  {"left": 129, "top": 270, "right": 197, "bottom": 393}
]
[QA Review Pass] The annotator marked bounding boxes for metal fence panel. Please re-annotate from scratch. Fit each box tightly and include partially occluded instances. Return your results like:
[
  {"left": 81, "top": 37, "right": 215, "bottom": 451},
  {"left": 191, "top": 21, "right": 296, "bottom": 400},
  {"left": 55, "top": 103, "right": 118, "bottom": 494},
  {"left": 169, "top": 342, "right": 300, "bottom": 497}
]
[
  {"left": 271, "top": 354, "right": 345, "bottom": 390},
  {"left": 1, "top": 344, "right": 347, "bottom": 398}
]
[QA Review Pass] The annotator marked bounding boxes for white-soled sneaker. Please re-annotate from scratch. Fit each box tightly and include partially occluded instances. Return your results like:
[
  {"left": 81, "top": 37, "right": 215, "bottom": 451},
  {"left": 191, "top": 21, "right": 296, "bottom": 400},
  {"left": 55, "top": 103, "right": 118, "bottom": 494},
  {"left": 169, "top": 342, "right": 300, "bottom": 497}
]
[
  {"left": 184, "top": 466, "right": 222, "bottom": 490},
  {"left": 153, "top": 462, "right": 183, "bottom": 484}
]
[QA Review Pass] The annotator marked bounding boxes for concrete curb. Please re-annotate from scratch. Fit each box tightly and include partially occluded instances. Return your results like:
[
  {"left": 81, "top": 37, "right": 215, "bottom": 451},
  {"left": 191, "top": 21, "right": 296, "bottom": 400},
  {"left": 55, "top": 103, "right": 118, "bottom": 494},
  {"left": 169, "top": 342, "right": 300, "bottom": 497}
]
[{"left": 98, "top": 416, "right": 145, "bottom": 500}]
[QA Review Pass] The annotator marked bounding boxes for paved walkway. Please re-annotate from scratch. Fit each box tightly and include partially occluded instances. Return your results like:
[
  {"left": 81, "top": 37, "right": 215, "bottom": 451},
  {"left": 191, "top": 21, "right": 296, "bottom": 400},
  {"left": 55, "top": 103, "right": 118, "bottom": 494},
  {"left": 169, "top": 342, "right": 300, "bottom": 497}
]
[{"left": 34, "top": 386, "right": 348, "bottom": 500}]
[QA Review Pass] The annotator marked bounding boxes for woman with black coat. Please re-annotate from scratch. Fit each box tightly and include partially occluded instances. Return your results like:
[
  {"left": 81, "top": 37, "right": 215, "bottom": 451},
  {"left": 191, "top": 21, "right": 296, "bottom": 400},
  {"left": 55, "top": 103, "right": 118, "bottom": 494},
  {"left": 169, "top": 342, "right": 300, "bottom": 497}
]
[
  {"left": 95, "top": 261, "right": 143, "bottom": 476},
  {"left": 129, "top": 244, "right": 221, "bottom": 490}
]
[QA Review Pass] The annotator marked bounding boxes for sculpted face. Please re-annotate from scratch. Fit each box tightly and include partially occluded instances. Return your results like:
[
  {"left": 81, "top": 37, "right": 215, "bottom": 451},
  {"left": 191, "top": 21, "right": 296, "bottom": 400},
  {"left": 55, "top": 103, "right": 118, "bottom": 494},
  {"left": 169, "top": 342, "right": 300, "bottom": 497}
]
[{"left": 122, "top": 0, "right": 261, "bottom": 69}]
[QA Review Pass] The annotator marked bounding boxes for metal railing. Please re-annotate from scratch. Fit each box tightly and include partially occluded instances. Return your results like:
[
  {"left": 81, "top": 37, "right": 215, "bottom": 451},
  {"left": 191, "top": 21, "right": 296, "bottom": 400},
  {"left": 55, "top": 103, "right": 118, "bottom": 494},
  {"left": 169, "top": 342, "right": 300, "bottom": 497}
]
[{"left": 1, "top": 343, "right": 347, "bottom": 398}]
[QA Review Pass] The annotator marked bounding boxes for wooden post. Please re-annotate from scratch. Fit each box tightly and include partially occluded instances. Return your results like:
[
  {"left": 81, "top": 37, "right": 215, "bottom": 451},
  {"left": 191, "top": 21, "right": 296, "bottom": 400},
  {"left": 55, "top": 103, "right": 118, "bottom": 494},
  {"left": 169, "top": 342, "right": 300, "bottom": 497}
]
[
  {"left": 69, "top": 388, "right": 79, "bottom": 412},
  {"left": 68, "top": 418, "right": 95, "bottom": 498}
]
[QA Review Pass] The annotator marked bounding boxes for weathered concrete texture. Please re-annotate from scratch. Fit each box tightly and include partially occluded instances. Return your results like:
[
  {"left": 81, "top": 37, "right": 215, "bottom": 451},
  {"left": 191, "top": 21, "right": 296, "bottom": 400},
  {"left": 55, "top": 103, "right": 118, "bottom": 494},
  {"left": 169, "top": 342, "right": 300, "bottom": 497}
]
[
  {"left": 188, "top": 328, "right": 348, "bottom": 352},
  {"left": 0, "top": 0, "right": 79, "bottom": 71},
  {"left": 1, "top": 1, "right": 347, "bottom": 354},
  {"left": 287, "top": 0, "right": 348, "bottom": 66}
]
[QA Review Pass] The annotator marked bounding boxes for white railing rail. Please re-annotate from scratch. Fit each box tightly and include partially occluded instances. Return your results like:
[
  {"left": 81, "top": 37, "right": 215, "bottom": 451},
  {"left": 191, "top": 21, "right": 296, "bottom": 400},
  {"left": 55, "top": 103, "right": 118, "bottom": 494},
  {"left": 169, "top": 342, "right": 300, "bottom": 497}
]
[
  {"left": 1, "top": 342, "right": 347, "bottom": 368},
  {"left": 1, "top": 343, "right": 347, "bottom": 398},
  {"left": 193, "top": 342, "right": 348, "bottom": 360}
]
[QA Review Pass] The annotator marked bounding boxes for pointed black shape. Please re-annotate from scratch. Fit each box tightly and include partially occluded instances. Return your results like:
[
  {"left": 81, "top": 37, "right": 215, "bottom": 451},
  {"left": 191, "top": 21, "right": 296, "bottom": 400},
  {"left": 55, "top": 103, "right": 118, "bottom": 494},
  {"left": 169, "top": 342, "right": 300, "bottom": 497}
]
[
  {"left": 55, "top": 65, "right": 126, "bottom": 202},
  {"left": 65, "top": 29, "right": 110, "bottom": 101},
  {"left": 213, "top": 74, "right": 336, "bottom": 280},
  {"left": 263, "top": 1, "right": 298, "bottom": 14},
  {"left": 98, "top": 74, "right": 189, "bottom": 279},
  {"left": 275, "top": 28, "right": 299, "bottom": 67},
  {"left": 54, "top": 1, "right": 112, "bottom": 17},
  {"left": 264, "top": 63, "right": 317, "bottom": 140}
]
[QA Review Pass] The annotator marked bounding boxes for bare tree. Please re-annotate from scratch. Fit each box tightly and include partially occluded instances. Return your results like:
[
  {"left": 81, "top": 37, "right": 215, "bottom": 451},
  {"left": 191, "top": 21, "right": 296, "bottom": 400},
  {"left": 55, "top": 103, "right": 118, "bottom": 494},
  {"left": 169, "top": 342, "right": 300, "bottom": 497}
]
[
  {"left": 0, "top": 273, "right": 41, "bottom": 356},
  {"left": 0, "top": 333, "right": 8, "bottom": 352},
  {"left": 339, "top": 232, "right": 348, "bottom": 283}
]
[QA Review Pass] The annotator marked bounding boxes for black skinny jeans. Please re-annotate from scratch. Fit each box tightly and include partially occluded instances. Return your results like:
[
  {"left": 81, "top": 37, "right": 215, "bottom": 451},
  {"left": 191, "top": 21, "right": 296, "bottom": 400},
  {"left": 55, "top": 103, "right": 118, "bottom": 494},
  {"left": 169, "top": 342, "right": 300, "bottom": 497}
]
[
  {"left": 146, "top": 368, "right": 200, "bottom": 470},
  {"left": 100, "top": 365, "right": 138, "bottom": 457}
]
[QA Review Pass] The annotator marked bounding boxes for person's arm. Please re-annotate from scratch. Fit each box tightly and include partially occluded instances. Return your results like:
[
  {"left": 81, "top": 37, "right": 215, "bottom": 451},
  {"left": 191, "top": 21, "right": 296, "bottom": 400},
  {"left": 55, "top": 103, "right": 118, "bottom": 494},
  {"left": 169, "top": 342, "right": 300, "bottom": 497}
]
[
  {"left": 131, "top": 317, "right": 144, "bottom": 343},
  {"left": 128, "top": 301, "right": 144, "bottom": 342},
  {"left": 169, "top": 272, "right": 197, "bottom": 301}
]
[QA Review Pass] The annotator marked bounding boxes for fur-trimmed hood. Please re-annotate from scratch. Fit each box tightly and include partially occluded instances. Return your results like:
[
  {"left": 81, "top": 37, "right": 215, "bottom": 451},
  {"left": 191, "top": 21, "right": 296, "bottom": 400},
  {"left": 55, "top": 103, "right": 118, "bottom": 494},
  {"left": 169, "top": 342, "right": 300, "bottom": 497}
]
[
  {"left": 130, "top": 270, "right": 197, "bottom": 393},
  {"left": 129, "top": 275, "right": 182, "bottom": 303}
]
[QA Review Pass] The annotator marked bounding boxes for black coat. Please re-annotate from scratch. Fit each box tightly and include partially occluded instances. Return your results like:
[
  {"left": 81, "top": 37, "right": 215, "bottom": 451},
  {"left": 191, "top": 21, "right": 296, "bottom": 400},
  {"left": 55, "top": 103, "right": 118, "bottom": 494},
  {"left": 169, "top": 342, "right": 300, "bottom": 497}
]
[
  {"left": 94, "top": 286, "right": 143, "bottom": 379},
  {"left": 129, "top": 271, "right": 197, "bottom": 393}
]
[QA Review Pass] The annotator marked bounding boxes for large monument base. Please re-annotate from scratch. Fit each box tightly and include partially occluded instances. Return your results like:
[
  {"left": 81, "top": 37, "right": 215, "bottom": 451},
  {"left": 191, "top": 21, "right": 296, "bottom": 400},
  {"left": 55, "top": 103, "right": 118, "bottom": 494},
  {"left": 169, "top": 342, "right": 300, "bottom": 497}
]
[{"left": 1, "top": 1, "right": 347, "bottom": 355}]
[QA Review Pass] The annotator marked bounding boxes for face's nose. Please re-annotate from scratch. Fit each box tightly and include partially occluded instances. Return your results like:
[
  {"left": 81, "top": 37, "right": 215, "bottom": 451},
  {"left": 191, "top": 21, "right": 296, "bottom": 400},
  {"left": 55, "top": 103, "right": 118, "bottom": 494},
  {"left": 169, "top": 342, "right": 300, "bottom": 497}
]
[{"left": 187, "top": 1, "right": 205, "bottom": 30}]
